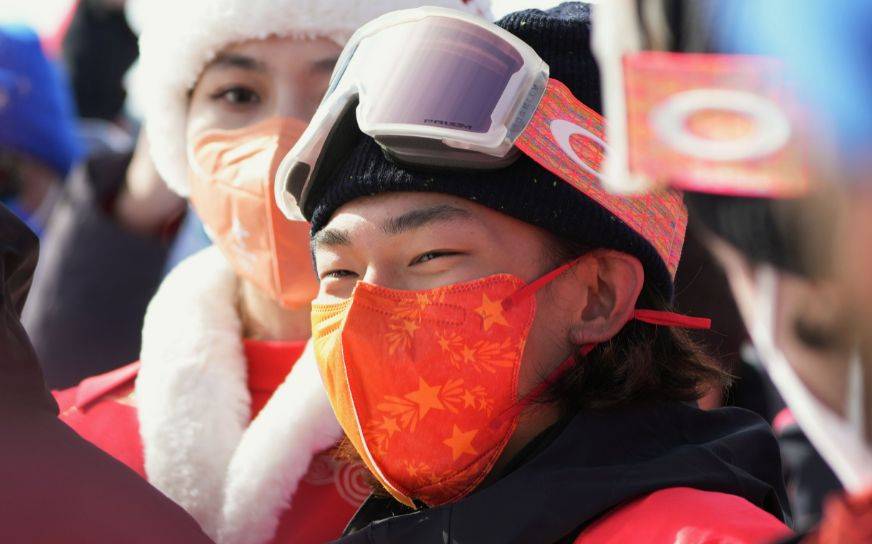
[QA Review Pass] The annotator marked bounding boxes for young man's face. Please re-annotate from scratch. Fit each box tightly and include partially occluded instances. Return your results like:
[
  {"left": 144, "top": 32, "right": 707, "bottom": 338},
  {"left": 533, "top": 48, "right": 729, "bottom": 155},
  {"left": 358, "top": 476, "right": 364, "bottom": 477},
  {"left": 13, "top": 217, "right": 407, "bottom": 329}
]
[
  {"left": 311, "top": 190, "right": 644, "bottom": 402},
  {"left": 311, "top": 191, "right": 577, "bottom": 398},
  {"left": 186, "top": 35, "right": 341, "bottom": 140},
  {"left": 707, "top": 235, "right": 861, "bottom": 425},
  {"left": 831, "top": 187, "right": 872, "bottom": 443}
]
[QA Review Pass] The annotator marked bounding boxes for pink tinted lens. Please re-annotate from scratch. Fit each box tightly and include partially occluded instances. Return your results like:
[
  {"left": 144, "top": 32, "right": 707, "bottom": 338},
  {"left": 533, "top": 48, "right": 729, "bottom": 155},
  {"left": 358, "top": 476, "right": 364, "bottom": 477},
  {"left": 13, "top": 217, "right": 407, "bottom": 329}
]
[{"left": 367, "top": 16, "right": 524, "bottom": 134}]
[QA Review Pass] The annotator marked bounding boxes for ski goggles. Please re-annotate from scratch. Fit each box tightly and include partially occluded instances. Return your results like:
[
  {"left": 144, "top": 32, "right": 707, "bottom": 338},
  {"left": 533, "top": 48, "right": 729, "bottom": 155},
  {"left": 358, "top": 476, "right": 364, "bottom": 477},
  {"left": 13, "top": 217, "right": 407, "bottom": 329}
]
[
  {"left": 274, "top": 6, "right": 607, "bottom": 221},
  {"left": 591, "top": 0, "right": 815, "bottom": 198}
]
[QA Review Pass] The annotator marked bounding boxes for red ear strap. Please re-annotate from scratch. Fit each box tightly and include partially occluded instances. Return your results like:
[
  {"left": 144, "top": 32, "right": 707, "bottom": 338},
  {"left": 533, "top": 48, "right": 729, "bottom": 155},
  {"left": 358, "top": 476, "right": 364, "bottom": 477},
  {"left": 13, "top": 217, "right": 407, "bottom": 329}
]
[
  {"left": 488, "top": 312, "right": 708, "bottom": 430},
  {"left": 502, "top": 258, "right": 580, "bottom": 310},
  {"left": 632, "top": 309, "right": 711, "bottom": 330},
  {"left": 503, "top": 260, "right": 712, "bottom": 332},
  {"left": 489, "top": 343, "right": 597, "bottom": 431}
]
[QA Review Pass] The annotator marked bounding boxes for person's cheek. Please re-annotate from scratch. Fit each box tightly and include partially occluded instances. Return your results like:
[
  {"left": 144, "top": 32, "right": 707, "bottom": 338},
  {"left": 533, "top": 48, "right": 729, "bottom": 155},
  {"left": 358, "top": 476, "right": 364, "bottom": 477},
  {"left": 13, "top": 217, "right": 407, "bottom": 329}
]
[
  {"left": 516, "top": 301, "right": 570, "bottom": 398},
  {"left": 843, "top": 195, "right": 872, "bottom": 337},
  {"left": 775, "top": 287, "right": 852, "bottom": 416}
]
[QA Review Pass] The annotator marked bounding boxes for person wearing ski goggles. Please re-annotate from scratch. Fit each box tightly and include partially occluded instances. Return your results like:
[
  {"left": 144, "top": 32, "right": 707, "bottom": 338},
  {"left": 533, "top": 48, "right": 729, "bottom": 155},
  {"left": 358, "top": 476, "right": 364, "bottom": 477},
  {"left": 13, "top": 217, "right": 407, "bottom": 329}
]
[
  {"left": 591, "top": 1, "right": 872, "bottom": 541},
  {"left": 275, "top": 5, "right": 792, "bottom": 543}
]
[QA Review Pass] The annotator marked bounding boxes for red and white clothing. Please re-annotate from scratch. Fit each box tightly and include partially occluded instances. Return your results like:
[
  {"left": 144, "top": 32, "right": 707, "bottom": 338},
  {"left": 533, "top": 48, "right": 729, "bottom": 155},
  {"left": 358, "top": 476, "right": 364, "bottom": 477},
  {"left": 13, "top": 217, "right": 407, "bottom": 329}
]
[{"left": 57, "top": 247, "right": 366, "bottom": 544}]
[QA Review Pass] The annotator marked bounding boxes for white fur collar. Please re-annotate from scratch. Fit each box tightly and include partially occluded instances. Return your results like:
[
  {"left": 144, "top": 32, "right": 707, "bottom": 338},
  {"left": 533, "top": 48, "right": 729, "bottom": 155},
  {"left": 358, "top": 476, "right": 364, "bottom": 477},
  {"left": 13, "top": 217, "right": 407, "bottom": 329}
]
[{"left": 136, "top": 246, "right": 343, "bottom": 544}]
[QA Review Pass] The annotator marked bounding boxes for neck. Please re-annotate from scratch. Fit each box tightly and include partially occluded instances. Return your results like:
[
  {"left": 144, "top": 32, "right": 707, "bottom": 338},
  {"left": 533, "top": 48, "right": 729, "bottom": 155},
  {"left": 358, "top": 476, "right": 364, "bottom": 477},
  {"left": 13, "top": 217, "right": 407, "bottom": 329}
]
[
  {"left": 486, "top": 402, "right": 561, "bottom": 482},
  {"left": 237, "top": 279, "right": 311, "bottom": 342}
]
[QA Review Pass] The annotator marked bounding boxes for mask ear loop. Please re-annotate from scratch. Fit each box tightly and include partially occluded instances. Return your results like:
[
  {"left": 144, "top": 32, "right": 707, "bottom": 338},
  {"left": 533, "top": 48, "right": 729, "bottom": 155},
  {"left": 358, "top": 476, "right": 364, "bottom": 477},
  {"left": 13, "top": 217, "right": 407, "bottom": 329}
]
[
  {"left": 488, "top": 303, "right": 713, "bottom": 431},
  {"left": 501, "top": 257, "right": 712, "bottom": 330},
  {"left": 502, "top": 259, "right": 580, "bottom": 311},
  {"left": 490, "top": 256, "right": 712, "bottom": 430}
]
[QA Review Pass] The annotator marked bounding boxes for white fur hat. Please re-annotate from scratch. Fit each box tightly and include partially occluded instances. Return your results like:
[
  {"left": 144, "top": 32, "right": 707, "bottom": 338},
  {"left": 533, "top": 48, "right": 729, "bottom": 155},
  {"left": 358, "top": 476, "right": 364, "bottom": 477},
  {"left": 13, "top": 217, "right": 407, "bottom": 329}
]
[{"left": 136, "top": 0, "right": 493, "bottom": 196}]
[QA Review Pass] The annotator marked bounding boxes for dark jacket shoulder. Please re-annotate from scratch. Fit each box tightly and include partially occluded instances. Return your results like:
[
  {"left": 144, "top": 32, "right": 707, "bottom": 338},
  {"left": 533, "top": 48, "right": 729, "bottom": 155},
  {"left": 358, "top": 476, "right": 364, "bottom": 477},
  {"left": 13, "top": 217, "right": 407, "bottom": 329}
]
[{"left": 339, "top": 402, "right": 789, "bottom": 544}]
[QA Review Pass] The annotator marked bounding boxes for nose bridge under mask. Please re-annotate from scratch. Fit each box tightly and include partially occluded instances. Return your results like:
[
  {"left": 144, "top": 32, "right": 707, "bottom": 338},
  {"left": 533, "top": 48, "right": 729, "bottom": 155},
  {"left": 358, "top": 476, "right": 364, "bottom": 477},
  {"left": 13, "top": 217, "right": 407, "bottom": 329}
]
[
  {"left": 189, "top": 118, "right": 302, "bottom": 179},
  {"left": 311, "top": 272, "right": 537, "bottom": 507},
  {"left": 187, "top": 116, "right": 320, "bottom": 309},
  {"left": 274, "top": 84, "right": 315, "bottom": 126}
]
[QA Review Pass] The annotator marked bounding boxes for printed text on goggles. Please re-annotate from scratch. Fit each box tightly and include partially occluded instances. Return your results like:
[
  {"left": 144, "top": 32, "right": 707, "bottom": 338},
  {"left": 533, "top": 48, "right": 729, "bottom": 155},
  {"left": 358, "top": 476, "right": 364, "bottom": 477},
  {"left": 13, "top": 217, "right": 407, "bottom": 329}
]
[
  {"left": 591, "top": 0, "right": 812, "bottom": 198},
  {"left": 274, "top": 6, "right": 606, "bottom": 221}
]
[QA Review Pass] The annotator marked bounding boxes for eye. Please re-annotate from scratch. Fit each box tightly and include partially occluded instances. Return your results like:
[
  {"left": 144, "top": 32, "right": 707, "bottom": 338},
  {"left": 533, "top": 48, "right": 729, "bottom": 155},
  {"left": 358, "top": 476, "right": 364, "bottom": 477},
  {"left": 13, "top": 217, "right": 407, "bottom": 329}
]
[
  {"left": 793, "top": 316, "right": 847, "bottom": 352},
  {"left": 409, "top": 250, "right": 462, "bottom": 266},
  {"left": 321, "top": 269, "right": 358, "bottom": 280},
  {"left": 211, "top": 86, "right": 261, "bottom": 105}
]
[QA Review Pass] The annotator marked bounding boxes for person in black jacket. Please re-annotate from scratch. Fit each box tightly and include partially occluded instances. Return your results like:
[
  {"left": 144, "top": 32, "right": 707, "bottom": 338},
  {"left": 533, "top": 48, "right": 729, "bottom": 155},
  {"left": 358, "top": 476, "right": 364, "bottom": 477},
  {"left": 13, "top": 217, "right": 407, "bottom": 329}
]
[
  {"left": 0, "top": 202, "right": 212, "bottom": 543},
  {"left": 292, "top": 5, "right": 793, "bottom": 542}
]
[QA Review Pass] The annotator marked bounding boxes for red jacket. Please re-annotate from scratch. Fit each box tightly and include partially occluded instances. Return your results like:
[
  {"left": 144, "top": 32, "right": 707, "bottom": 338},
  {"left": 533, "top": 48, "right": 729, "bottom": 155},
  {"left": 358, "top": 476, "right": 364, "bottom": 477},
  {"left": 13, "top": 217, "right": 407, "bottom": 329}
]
[
  {"left": 57, "top": 340, "right": 366, "bottom": 544},
  {"left": 575, "top": 487, "right": 791, "bottom": 543}
]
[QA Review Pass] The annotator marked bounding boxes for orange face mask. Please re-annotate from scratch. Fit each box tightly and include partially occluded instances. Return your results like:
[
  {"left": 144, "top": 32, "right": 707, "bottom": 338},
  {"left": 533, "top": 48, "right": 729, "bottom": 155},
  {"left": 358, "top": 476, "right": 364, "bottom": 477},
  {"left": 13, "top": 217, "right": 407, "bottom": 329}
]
[
  {"left": 188, "top": 117, "right": 318, "bottom": 309},
  {"left": 311, "top": 260, "right": 711, "bottom": 507},
  {"left": 312, "top": 274, "right": 536, "bottom": 508}
]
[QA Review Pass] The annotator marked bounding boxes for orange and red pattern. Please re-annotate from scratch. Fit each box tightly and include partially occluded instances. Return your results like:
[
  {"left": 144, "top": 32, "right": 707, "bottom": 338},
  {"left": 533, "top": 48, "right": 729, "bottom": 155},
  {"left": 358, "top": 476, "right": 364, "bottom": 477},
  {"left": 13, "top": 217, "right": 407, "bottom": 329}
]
[
  {"left": 623, "top": 52, "right": 810, "bottom": 199},
  {"left": 312, "top": 274, "right": 537, "bottom": 507},
  {"left": 516, "top": 78, "right": 687, "bottom": 279}
]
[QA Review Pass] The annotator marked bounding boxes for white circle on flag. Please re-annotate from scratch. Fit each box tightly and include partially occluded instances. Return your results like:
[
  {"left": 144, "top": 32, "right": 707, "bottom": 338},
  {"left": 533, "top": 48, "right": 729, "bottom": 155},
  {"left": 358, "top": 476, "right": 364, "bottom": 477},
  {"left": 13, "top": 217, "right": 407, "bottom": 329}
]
[{"left": 649, "top": 88, "right": 791, "bottom": 162}]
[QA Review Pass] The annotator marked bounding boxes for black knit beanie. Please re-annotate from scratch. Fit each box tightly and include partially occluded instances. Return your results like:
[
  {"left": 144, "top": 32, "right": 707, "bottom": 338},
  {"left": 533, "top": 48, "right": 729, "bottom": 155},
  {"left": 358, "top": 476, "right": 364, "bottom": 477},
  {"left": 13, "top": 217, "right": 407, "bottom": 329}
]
[{"left": 307, "top": 2, "right": 676, "bottom": 300}]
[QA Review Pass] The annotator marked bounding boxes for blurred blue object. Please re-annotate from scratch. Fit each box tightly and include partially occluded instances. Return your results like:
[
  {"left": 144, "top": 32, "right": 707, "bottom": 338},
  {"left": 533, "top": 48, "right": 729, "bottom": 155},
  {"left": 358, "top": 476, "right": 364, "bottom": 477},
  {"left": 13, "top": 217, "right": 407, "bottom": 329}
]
[
  {"left": 0, "top": 24, "right": 84, "bottom": 177},
  {"left": 717, "top": 1, "right": 872, "bottom": 159},
  {"left": 163, "top": 207, "right": 212, "bottom": 276}
]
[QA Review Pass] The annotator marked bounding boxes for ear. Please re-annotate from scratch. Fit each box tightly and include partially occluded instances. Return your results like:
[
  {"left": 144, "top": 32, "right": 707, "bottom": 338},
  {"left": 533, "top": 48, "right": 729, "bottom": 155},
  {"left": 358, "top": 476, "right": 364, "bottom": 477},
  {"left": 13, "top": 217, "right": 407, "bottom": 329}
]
[{"left": 567, "top": 250, "right": 645, "bottom": 345}]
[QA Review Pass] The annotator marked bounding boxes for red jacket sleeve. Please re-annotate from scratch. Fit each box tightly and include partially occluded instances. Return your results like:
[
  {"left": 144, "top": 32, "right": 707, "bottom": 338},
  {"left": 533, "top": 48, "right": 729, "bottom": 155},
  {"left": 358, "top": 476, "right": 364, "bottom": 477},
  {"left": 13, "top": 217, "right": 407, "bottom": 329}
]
[
  {"left": 575, "top": 487, "right": 792, "bottom": 544},
  {"left": 55, "top": 362, "right": 146, "bottom": 476}
]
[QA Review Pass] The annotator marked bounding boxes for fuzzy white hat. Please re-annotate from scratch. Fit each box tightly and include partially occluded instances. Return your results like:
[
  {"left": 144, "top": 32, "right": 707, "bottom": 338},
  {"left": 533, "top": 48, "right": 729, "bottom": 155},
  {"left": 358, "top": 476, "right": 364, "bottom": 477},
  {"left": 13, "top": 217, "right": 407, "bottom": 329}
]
[{"left": 136, "top": 0, "right": 493, "bottom": 196}]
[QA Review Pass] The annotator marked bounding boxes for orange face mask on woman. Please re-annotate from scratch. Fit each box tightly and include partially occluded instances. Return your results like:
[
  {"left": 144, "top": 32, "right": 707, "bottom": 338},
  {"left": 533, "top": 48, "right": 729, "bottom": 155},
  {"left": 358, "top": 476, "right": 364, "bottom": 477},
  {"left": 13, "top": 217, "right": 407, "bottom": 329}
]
[
  {"left": 311, "top": 260, "right": 709, "bottom": 507},
  {"left": 187, "top": 117, "right": 318, "bottom": 309}
]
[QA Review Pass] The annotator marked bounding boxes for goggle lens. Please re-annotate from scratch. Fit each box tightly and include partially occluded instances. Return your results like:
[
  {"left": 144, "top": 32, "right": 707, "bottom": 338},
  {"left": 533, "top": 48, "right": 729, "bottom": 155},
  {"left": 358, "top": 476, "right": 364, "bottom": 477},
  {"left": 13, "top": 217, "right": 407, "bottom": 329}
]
[{"left": 362, "top": 16, "right": 524, "bottom": 134}]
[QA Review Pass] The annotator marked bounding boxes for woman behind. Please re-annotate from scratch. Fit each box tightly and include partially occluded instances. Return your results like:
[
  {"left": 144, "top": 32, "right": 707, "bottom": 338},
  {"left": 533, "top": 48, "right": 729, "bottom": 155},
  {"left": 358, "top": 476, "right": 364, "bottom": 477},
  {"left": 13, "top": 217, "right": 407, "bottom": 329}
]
[
  {"left": 54, "top": 1, "right": 490, "bottom": 543},
  {"left": 291, "top": 4, "right": 792, "bottom": 542}
]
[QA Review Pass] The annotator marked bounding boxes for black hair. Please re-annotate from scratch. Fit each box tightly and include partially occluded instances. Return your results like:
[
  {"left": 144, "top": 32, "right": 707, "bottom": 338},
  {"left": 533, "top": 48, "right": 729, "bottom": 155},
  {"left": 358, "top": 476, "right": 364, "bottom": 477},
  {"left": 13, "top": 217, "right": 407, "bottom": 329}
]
[
  {"left": 542, "top": 238, "right": 729, "bottom": 413},
  {"left": 684, "top": 192, "right": 838, "bottom": 279}
]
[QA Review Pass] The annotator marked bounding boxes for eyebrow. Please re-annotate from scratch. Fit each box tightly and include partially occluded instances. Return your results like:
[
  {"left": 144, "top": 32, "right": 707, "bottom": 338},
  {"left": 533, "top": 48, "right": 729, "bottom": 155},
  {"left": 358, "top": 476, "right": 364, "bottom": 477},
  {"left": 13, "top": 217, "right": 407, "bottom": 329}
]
[
  {"left": 312, "top": 227, "right": 352, "bottom": 249},
  {"left": 312, "top": 204, "right": 473, "bottom": 250},
  {"left": 382, "top": 205, "right": 472, "bottom": 236},
  {"left": 311, "top": 56, "right": 340, "bottom": 73},
  {"left": 203, "top": 53, "right": 268, "bottom": 74}
]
